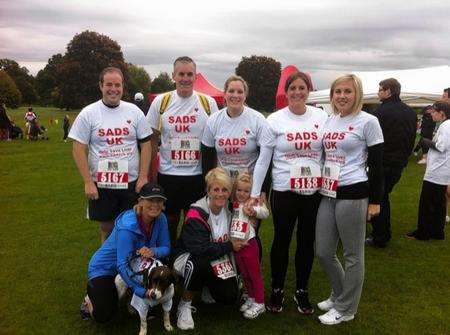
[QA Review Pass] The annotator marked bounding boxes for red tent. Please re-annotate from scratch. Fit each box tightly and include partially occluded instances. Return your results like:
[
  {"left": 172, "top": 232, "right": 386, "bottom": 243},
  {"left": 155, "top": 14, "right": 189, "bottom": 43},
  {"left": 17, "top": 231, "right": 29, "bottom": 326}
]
[
  {"left": 148, "top": 72, "right": 225, "bottom": 107},
  {"left": 275, "top": 65, "right": 314, "bottom": 110}
]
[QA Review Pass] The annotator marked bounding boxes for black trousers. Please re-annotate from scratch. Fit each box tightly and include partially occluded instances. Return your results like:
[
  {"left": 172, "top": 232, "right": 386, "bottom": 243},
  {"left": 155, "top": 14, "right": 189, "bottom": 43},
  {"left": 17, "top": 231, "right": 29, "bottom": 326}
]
[
  {"left": 414, "top": 180, "right": 447, "bottom": 240},
  {"left": 87, "top": 276, "right": 118, "bottom": 323},
  {"left": 370, "top": 165, "right": 403, "bottom": 244},
  {"left": 182, "top": 254, "right": 238, "bottom": 305},
  {"left": 270, "top": 190, "right": 321, "bottom": 291}
]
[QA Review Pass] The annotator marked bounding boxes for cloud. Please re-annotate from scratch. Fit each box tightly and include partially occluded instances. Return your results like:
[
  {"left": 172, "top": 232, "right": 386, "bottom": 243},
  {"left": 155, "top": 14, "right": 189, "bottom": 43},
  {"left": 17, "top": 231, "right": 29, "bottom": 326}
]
[{"left": 1, "top": 0, "right": 449, "bottom": 89}]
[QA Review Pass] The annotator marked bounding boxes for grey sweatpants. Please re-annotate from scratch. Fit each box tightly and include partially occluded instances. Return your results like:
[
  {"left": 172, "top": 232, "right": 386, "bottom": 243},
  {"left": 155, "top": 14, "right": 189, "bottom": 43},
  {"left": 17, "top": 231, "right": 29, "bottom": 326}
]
[{"left": 315, "top": 197, "right": 368, "bottom": 316}]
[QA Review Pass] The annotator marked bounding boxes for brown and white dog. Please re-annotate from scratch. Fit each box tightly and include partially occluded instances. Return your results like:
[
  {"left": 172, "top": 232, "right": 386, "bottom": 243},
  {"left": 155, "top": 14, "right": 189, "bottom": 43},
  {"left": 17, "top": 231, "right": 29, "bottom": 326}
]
[{"left": 115, "top": 259, "right": 176, "bottom": 335}]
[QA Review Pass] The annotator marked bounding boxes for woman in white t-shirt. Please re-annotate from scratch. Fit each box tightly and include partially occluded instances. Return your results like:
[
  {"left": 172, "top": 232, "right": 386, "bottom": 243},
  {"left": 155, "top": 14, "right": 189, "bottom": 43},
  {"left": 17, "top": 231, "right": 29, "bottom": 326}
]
[
  {"left": 315, "top": 74, "right": 384, "bottom": 325},
  {"left": 251, "top": 71, "right": 328, "bottom": 314},
  {"left": 407, "top": 101, "right": 450, "bottom": 240},
  {"left": 202, "top": 75, "right": 269, "bottom": 190}
]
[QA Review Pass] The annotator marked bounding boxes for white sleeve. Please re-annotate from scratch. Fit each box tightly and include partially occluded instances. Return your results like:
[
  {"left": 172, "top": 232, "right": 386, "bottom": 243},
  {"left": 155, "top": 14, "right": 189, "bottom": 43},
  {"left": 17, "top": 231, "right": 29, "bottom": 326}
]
[
  {"left": 68, "top": 110, "right": 90, "bottom": 144},
  {"left": 251, "top": 145, "right": 273, "bottom": 197},
  {"left": 208, "top": 96, "right": 219, "bottom": 114},
  {"left": 136, "top": 109, "right": 153, "bottom": 140},
  {"left": 202, "top": 117, "right": 215, "bottom": 147},
  {"left": 255, "top": 113, "right": 269, "bottom": 147},
  {"left": 146, "top": 97, "right": 161, "bottom": 131},
  {"left": 253, "top": 203, "right": 269, "bottom": 219},
  {"left": 364, "top": 116, "right": 384, "bottom": 147},
  {"left": 434, "top": 122, "right": 450, "bottom": 152}
]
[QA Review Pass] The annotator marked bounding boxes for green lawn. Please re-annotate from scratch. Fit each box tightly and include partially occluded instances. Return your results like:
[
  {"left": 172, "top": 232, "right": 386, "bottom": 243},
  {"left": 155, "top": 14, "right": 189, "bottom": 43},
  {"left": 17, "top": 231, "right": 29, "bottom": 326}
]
[{"left": 0, "top": 107, "right": 449, "bottom": 335}]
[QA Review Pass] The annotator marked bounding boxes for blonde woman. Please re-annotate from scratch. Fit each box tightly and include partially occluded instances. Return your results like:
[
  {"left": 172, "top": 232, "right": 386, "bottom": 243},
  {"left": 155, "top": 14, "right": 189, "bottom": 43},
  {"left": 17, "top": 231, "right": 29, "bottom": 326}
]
[
  {"left": 173, "top": 167, "right": 246, "bottom": 330},
  {"left": 315, "top": 75, "right": 384, "bottom": 325}
]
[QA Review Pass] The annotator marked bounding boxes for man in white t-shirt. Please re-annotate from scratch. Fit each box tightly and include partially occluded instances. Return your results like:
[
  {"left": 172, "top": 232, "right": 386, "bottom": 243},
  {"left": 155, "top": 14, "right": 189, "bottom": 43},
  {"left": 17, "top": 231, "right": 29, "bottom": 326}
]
[
  {"left": 146, "top": 57, "right": 218, "bottom": 245},
  {"left": 69, "top": 67, "right": 152, "bottom": 243}
]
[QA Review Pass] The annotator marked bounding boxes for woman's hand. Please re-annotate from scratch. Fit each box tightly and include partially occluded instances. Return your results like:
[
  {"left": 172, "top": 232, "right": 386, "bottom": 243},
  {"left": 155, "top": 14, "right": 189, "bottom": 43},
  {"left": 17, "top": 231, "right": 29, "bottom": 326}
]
[
  {"left": 367, "top": 204, "right": 381, "bottom": 221},
  {"left": 138, "top": 246, "right": 154, "bottom": 259},
  {"left": 230, "top": 239, "right": 247, "bottom": 252}
]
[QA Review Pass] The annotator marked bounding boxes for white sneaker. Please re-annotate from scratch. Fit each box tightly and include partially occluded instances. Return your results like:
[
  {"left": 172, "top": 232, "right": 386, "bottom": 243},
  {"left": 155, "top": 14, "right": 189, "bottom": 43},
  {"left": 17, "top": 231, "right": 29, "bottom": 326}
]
[
  {"left": 446, "top": 215, "right": 449, "bottom": 223},
  {"left": 318, "top": 308, "right": 354, "bottom": 325},
  {"left": 177, "top": 300, "right": 196, "bottom": 330},
  {"left": 417, "top": 158, "right": 427, "bottom": 164},
  {"left": 239, "top": 297, "right": 255, "bottom": 312},
  {"left": 201, "top": 286, "right": 216, "bottom": 304},
  {"left": 243, "top": 302, "right": 265, "bottom": 319},
  {"left": 317, "top": 298, "right": 334, "bottom": 311}
]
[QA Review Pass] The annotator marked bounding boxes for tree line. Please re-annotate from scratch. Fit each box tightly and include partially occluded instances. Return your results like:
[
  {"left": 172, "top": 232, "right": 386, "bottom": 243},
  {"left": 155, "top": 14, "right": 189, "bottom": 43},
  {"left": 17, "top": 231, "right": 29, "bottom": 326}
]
[{"left": 0, "top": 30, "right": 281, "bottom": 112}]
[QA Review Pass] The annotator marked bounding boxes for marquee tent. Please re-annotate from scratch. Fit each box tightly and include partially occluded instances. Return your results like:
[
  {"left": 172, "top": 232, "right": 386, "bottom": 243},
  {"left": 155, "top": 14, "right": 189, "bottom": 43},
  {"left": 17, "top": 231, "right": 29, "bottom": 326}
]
[
  {"left": 308, "top": 66, "right": 449, "bottom": 106},
  {"left": 276, "top": 65, "right": 314, "bottom": 110},
  {"left": 148, "top": 72, "right": 225, "bottom": 107}
]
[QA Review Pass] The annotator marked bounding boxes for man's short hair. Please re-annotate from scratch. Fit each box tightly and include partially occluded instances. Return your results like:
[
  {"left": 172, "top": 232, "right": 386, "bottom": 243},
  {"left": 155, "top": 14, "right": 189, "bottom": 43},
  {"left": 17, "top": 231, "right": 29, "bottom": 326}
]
[
  {"left": 173, "top": 56, "right": 196, "bottom": 71},
  {"left": 379, "top": 78, "right": 401, "bottom": 96},
  {"left": 99, "top": 67, "right": 124, "bottom": 84}
]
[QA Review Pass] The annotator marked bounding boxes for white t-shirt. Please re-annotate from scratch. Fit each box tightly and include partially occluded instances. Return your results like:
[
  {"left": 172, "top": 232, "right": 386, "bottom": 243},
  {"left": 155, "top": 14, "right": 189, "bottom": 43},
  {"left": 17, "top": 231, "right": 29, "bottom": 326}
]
[
  {"left": 322, "top": 111, "right": 384, "bottom": 187},
  {"left": 146, "top": 90, "right": 218, "bottom": 176},
  {"left": 202, "top": 106, "right": 268, "bottom": 175},
  {"left": 69, "top": 100, "right": 152, "bottom": 183},
  {"left": 424, "top": 119, "right": 450, "bottom": 185},
  {"left": 209, "top": 206, "right": 230, "bottom": 243},
  {"left": 254, "top": 106, "right": 328, "bottom": 193}
]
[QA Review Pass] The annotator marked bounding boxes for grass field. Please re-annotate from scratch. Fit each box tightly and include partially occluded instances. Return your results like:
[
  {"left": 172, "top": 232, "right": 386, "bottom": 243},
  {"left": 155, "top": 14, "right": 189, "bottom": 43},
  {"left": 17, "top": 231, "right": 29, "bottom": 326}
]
[{"left": 0, "top": 107, "right": 449, "bottom": 335}]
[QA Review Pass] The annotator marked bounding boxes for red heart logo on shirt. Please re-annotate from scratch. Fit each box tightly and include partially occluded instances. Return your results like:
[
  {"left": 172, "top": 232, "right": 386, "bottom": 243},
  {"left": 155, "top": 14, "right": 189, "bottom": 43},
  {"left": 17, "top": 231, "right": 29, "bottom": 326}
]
[
  {"left": 194, "top": 108, "right": 199, "bottom": 112},
  {"left": 127, "top": 120, "right": 131, "bottom": 124},
  {"left": 349, "top": 126, "right": 354, "bottom": 131},
  {"left": 314, "top": 124, "right": 319, "bottom": 128},
  {"left": 245, "top": 129, "right": 250, "bottom": 135}
]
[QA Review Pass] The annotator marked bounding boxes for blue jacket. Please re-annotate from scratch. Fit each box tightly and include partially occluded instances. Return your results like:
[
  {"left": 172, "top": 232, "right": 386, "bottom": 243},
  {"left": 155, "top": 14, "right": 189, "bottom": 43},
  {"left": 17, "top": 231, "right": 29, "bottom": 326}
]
[{"left": 88, "top": 209, "right": 170, "bottom": 298}]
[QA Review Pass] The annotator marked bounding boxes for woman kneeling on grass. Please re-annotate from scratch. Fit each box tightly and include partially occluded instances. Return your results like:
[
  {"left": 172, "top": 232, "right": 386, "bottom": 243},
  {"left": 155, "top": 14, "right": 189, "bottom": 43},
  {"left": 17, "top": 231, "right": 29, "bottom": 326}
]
[
  {"left": 80, "top": 183, "right": 170, "bottom": 323},
  {"left": 315, "top": 74, "right": 384, "bottom": 325},
  {"left": 407, "top": 101, "right": 450, "bottom": 241},
  {"left": 173, "top": 167, "right": 246, "bottom": 330}
]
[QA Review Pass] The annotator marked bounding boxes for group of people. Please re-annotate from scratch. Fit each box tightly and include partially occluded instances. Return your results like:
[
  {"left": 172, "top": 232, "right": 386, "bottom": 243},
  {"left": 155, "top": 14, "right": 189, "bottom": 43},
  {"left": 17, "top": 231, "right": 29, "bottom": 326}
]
[{"left": 68, "top": 57, "right": 450, "bottom": 330}]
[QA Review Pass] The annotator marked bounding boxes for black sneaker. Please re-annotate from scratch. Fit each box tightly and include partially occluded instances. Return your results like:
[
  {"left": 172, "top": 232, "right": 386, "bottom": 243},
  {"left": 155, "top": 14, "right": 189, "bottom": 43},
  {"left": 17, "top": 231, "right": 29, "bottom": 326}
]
[
  {"left": 266, "top": 288, "right": 284, "bottom": 313},
  {"left": 294, "top": 289, "right": 314, "bottom": 315}
]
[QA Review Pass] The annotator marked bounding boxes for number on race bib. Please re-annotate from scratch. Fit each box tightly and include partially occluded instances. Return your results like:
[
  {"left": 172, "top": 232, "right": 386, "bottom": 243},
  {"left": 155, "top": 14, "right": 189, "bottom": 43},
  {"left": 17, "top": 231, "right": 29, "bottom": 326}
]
[
  {"left": 211, "top": 256, "right": 236, "bottom": 280},
  {"left": 97, "top": 160, "right": 129, "bottom": 189}
]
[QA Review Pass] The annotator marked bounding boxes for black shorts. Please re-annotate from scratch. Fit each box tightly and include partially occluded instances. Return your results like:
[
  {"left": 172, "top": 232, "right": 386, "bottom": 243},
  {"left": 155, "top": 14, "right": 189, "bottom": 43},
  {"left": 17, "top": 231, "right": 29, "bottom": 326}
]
[
  {"left": 88, "top": 181, "right": 137, "bottom": 222},
  {"left": 158, "top": 173, "right": 205, "bottom": 215},
  {"left": 87, "top": 276, "right": 118, "bottom": 323}
]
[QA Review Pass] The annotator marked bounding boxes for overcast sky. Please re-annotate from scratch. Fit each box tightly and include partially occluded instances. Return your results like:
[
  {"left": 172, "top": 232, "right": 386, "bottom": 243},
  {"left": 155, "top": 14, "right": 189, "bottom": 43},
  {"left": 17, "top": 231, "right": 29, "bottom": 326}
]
[{"left": 0, "top": 0, "right": 449, "bottom": 89}]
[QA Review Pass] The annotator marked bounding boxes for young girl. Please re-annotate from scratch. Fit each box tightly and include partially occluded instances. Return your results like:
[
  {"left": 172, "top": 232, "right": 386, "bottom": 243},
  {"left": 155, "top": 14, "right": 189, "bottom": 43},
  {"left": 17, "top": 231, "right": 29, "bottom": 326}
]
[{"left": 231, "top": 172, "right": 269, "bottom": 319}]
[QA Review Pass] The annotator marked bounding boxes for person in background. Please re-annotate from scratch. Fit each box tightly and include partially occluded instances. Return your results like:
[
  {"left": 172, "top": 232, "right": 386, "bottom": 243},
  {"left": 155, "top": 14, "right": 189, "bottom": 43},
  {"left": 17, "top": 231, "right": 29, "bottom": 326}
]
[
  {"left": 406, "top": 101, "right": 450, "bottom": 240},
  {"left": 417, "top": 106, "right": 436, "bottom": 164},
  {"left": 366, "top": 78, "right": 416, "bottom": 248},
  {"left": 0, "top": 101, "right": 12, "bottom": 141},
  {"left": 134, "top": 92, "right": 149, "bottom": 116},
  {"left": 63, "top": 114, "right": 70, "bottom": 142}
]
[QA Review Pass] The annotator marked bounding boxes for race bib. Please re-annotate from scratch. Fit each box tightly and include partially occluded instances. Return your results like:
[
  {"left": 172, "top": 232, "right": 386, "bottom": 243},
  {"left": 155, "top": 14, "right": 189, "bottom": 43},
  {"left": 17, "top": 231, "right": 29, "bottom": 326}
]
[
  {"left": 290, "top": 162, "right": 322, "bottom": 195},
  {"left": 97, "top": 160, "right": 129, "bottom": 189},
  {"left": 319, "top": 163, "right": 340, "bottom": 198},
  {"left": 170, "top": 137, "right": 200, "bottom": 166},
  {"left": 210, "top": 255, "right": 236, "bottom": 280},
  {"left": 230, "top": 218, "right": 250, "bottom": 240}
]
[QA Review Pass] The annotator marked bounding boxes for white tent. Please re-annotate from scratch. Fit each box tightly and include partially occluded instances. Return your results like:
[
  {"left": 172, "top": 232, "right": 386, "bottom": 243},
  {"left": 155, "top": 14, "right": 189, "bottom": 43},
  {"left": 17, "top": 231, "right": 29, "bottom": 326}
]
[{"left": 308, "top": 66, "right": 449, "bottom": 106}]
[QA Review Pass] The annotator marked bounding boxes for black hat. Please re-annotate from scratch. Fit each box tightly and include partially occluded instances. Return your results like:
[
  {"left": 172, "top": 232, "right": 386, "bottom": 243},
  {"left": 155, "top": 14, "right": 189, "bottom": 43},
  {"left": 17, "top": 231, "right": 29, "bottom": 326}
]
[{"left": 139, "top": 183, "right": 167, "bottom": 201}]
